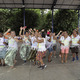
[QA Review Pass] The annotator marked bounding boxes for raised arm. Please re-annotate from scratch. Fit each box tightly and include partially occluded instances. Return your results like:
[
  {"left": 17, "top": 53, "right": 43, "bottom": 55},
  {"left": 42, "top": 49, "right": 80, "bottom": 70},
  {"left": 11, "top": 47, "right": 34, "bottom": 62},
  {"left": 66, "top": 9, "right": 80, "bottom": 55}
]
[
  {"left": 4, "top": 29, "right": 11, "bottom": 38},
  {"left": 19, "top": 27, "right": 24, "bottom": 38},
  {"left": 55, "top": 31, "right": 62, "bottom": 38},
  {"left": 36, "top": 37, "right": 44, "bottom": 43}
]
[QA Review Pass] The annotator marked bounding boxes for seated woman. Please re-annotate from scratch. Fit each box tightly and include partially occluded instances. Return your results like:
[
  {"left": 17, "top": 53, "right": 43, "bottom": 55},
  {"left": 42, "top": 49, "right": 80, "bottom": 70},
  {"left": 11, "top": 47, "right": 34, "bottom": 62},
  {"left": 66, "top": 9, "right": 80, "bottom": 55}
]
[
  {"left": 19, "top": 27, "right": 31, "bottom": 63},
  {"left": 4, "top": 29, "right": 19, "bottom": 69},
  {"left": 0, "top": 32, "right": 7, "bottom": 66}
]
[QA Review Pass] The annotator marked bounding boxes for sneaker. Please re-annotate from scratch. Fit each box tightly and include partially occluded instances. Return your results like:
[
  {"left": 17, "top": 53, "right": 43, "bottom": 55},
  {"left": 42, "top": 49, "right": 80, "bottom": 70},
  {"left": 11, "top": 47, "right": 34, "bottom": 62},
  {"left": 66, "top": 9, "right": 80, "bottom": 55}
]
[
  {"left": 41, "top": 65, "right": 47, "bottom": 70},
  {"left": 76, "top": 56, "right": 79, "bottom": 60},
  {"left": 24, "top": 60, "right": 27, "bottom": 63},
  {"left": 3, "top": 64, "right": 5, "bottom": 66},
  {"left": 0, "top": 63, "right": 2, "bottom": 66},
  {"left": 38, "top": 66, "right": 42, "bottom": 68},
  {"left": 54, "top": 56, "right": 56, "bottom": 58},
  {"left": 59, "top": 55, "right": 61, "bottom": 57},
  {"left": 72, "top": 57, "right": 75, "bottom": 61}
]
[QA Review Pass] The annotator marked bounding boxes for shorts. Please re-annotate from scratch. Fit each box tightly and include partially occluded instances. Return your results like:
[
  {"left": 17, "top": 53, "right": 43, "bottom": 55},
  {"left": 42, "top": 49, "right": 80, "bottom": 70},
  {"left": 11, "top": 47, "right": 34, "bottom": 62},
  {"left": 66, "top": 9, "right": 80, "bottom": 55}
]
[
  {"left": 48, "top": 46, "right": 53, "bottom": 53},
  {"left": 0, "top": 48, "right": 7, "bottom": 59},
  {"left": 70, "top": 46, "right": 79, "bottom": 53},
  {"left": 53, "top": 45, "right": 57, "bottom": 51},
  {"left": 61, "top": 47, "right": 69, "bottom": 54}
]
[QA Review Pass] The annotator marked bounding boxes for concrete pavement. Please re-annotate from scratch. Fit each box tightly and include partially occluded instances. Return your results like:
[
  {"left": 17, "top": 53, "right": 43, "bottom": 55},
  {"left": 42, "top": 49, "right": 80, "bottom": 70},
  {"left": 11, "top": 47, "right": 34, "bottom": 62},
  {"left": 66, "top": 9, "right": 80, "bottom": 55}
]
[{"left": 0, "top": 43, "right": 80, "bottom": 80}]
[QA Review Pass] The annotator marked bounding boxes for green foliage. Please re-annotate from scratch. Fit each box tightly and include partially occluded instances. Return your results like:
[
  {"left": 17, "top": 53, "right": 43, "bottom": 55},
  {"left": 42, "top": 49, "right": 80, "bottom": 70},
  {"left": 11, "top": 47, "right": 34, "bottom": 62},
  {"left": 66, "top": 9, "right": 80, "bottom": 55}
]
[
  {"left": 0, "top": 9, "right": 78, "bottom": 35},
  {"left": 54, "top": 9, "right": 78, "bottom": 34},
  {"left": 0, "top": 9, "right": 40, "bottom": 35}
]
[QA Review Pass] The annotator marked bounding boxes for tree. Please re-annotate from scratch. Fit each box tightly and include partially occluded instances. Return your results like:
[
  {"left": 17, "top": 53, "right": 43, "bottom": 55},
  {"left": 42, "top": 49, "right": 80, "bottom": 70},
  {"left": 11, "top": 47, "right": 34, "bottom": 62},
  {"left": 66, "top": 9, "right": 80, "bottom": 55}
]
[{"left": 54, "top": 9, "right": 78, "bottom": 34}]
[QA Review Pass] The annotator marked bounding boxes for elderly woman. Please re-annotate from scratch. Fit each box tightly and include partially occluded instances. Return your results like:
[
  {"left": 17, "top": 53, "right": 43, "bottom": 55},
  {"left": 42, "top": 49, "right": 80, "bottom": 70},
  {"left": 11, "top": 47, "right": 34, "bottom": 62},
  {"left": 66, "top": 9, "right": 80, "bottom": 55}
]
[{"left": 4, "top": 29, "right": 19, "bottom": 68}]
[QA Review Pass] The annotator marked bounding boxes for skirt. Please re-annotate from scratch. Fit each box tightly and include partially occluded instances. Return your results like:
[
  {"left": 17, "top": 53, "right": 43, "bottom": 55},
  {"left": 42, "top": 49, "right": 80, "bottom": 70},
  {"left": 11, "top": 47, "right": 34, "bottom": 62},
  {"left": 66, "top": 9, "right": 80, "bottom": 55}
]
[
  {"left": 20, "top": 44, "right": 31, "bottom": 61},
  {"left": 36, "top": 51, "right": 46, "bottom": 61},
  {"left": 5, "top": 48, "right": 17, "bottom": 66},
  {"left": 70, "top": 46, "right": 79, "bottom": 53},
  {"left": 28, "top": 49, "right": 37, "bottom": 61},
  {"left": 0, "top": 48, "right": 7, "bottom": 59}
]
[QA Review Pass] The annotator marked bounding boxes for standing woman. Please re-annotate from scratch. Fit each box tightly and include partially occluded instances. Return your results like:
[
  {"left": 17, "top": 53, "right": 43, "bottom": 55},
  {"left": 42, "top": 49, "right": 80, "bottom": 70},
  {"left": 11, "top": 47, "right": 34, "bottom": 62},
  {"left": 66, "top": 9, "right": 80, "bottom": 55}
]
[
  {"left": 4, "top": 29, "right": 19, "bottom": 68},
  {"left": 28, "top": 32, "right": 38, "bottom": 64},
  {"left": 70, "top": 30, "right": 80, "bottom": 61},
  {"left": 19, "top": 27, "right": 31, "bottom": 62},
  {"left": 0, "top": 33, "right": 7, "bottom": 66},
  {"left": 36, "top": 32, "right": 47, "bottom": 69},
  {"left": 51, "top": 31, "right": 62, "bottom": 58},
  {"left": 59, "top": 31, "right": 71, "bottom": 63},
  {"left": 47, "top": 33, "right": 53, "bottom": 62}
]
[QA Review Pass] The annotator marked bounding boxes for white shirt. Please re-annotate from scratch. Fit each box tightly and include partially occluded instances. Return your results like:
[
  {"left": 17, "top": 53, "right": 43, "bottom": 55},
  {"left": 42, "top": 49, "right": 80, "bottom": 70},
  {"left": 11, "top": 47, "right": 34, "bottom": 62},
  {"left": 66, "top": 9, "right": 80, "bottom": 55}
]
[
  {"left": 51, "top": 36, "right": 56, "bottom": 45},
  {"left": 45, "top": 35, "right": 53, "bottom": 49},
  {"left": 38, "top": 37, "right": 46, "bottom": 51},
  {"left": 31, "top": 36, "right": 38, "bottom": 49},
  {"left": 0, "top": 37, "right": 5, "bottom": 50},
  {"left": 71, "top": 35, "right": 80, "bottom": 46},
  {"left": 8, "top": 37, "right": 18, "bottom": 49},
  {"left": 23, "top": 36, "right": 30, "bottom": 45},
  {"left": 60, "top": 36, "right": 71, "bottom": 48}
]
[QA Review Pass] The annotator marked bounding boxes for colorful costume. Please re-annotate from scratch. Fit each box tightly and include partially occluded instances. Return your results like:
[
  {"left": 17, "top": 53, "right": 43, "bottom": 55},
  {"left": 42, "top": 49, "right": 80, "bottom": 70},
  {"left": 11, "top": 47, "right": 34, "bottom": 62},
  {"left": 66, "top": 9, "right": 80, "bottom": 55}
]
[{"left": 20, "top": 36, "right": 31, "bottom": 61}]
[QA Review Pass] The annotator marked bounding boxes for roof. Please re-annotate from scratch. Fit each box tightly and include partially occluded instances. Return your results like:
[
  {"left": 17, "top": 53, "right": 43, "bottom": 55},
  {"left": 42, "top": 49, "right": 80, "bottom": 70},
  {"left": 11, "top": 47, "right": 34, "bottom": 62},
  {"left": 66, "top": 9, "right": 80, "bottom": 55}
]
[{"left": 0, "top": 0, "right": 80, "bottom": 9}]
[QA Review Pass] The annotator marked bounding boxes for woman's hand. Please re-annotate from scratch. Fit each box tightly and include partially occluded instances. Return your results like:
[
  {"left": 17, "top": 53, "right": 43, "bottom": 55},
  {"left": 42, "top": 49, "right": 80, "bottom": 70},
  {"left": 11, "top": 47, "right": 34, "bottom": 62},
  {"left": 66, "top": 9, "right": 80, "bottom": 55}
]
[
  {"left": 20, "top": 27, "right": 23, "bottom": 31},
  {"left": 61, "top": 43, "right": 64, "bottom": 46},
  {"left": 7, "top": 29, "right": 11, "bottom": 32}
]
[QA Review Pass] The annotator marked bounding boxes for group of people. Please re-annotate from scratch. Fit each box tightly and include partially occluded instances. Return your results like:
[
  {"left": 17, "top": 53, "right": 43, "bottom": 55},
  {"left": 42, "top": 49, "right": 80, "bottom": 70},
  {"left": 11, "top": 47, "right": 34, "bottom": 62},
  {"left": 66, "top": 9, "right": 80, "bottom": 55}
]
[{"left": 0, "top": 27, "right": 80, "bottom": 69}]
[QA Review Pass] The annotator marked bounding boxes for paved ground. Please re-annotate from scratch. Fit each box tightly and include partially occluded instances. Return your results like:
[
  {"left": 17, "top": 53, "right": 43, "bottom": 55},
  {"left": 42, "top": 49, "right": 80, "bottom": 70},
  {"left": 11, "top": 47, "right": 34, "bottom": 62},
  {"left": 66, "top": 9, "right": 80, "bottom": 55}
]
[{"left": 0, "top": 43, "right": 80, "bottom": 80}]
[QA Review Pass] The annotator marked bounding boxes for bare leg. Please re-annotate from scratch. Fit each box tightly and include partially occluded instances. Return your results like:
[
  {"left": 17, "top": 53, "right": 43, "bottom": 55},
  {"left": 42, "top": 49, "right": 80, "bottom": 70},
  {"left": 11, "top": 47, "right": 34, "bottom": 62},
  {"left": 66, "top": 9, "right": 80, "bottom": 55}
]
[
  {"left": 40, "top": 59, "right": 44, "bottom": 66},
  {"left": 48, "top": 52, "right": 53, "bottom": 62},
  {"left": 73, "top": 53, "right": 75, "bottom": 58},
  {"left": 65, "top": 54, "right": 68, "bottom": 63},
  {"left": 59, "top": 50, "right": 61, "bottom": 57},
  {"left": 54, "top": 51, "right": 56, "bottom": 58},
  {"left": 61, "top": 53, "right": 64, "bottom": 63},
  {"left": 0, "top": 59, "right": 2, "bottom": 64}
]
